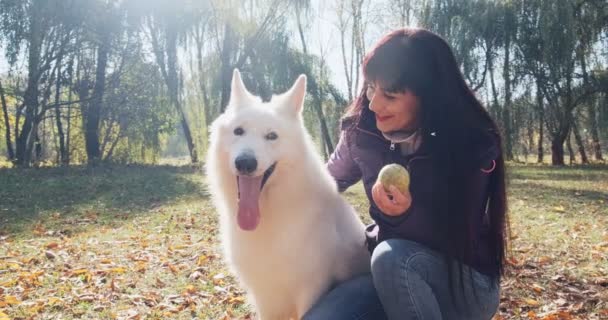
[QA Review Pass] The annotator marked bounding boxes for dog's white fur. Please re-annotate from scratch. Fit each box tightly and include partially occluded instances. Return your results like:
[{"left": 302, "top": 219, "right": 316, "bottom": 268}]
[{"left": 205, "top": 70, "right": 370, "bottom": 319}]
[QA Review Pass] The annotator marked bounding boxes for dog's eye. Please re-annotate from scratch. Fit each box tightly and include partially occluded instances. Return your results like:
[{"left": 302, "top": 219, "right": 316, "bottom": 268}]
[
  {"left": 265, "top": 132, "right": 278, "bottom": 141},
  {"left": 234, "top": 127, "right": 245, "bottom": 136}
]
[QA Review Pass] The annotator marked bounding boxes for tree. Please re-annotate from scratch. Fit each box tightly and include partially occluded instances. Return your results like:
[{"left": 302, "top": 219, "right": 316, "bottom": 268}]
[{"left": 0, "top": 79, "right": 14, "bottom": 160}]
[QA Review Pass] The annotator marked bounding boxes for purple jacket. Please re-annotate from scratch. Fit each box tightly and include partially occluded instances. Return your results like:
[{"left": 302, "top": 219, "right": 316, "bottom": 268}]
[{"left": 327, "top": 108, "right": 500, "bottom": 276}]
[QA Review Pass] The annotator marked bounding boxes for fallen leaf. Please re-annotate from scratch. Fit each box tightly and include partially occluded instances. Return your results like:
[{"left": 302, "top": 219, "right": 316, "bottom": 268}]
[
  {"left": 45, "top": 250, "right": 57, "bottom": 260},
  {"left": 525, "top": 298, "right": 540, "bottom": 306},
  {"left": 45, "top": 242, "right": 59, "bottom": 249}
]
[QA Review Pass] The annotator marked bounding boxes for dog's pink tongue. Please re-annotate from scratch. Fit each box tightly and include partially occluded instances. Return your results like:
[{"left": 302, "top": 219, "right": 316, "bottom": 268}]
[{"left": 237, "top": 175, "right": 262, "bottom": 231}]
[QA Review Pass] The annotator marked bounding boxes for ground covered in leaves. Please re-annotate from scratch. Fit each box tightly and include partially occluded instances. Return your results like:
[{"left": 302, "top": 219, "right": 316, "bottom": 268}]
[{"left": 0, "top": 164, "right": 606, "bottom": 319}]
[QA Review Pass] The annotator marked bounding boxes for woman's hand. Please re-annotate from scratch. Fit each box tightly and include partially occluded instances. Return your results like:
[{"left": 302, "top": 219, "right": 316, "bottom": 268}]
[{"left": 371, "top": 182, "right": 412, "bottom": 216}]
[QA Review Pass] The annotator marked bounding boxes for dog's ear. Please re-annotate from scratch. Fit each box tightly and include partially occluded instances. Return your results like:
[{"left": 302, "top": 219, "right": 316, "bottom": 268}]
[
  {"left": 276, "top": 74, "right": 307, "bottom": 116},
  {"left": 228, "top": 69, "right": 253, "bottom": 110}
]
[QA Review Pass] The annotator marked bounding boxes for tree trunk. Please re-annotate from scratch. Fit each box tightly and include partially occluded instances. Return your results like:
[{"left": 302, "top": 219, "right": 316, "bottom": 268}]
[
  {"left": 295, "top": 5, "right": 308, "bottom": 55},
  {"left": 16, "top": 86, "right": 39, "bottom": 167},
  {"left": 0, "top": 80, "right": 14, "bottom": 161},
  {"left": 85, "top": 31, "right": 110, "bottom": 165},
  {"left": 220, "top": 23, "right": 234, "bottom": 112},
  {"left": 194, "top": 24, "right": 212, "bottom": 136},
  {"left": 311, "top": 86, "right": 334, "bottom": 157},
  {"left": 578, "top": 30, "right": 602, "bottom": 161},
  {"left": 551, "top": 137, "right": 565, "bottom": 166},
  {"left": 502, "top": 28, "right": 514, "bottom": 161},
  {"left": 103, "top": 127, "right": 122, "bottom": 162},
  {"left": 566, "top": 131, "right": 575, "bottom": 165},
  {"left": 571, "top": 119, "right": 589, "bottom": 164},
  {"left": 15, "top": 4, "right": 43, "bottom": 167},
  {"left": 489, "top": 60, "right": 501, "bottom": 125},
  {"left": 54, "top": 57, "right": 68, "bottom": 165},
  {"left": 589, "top": 101, "right": 603, "bottom": 161},
  {"left": 166, "top": 22, "right": 197, "bottom": 163},
  {"left": 66, "top": 63, "right": 74, "bottom": 165},
  {"left": 294, "top": 8, "right": 334, "bottom": 156},
  {"left": 536, "top": 79, "right": 544, "bottom": 163},
  {"left": 526, "top": 113, "right": 534, "bottom": 162}
]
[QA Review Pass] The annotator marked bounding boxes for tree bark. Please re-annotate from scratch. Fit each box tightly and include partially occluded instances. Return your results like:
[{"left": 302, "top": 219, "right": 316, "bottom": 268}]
[
  {"left": 566, "top": 131, "right": 575, "bottom": 165},
  {"left": 85, "top": 31, "right": 110, "bottom": 165},
  {"left": 489, "top": 60, "right": 501, "bottom": 125},
  {"left": 194, "top": 23, "right": 212, "bottom": 135},
  {"left": 551, "top": 137, "right": 565, "bottom": 166},
  {"left": 536, "top": 79, "right": 544, "bottom": 163},
  {"left": 15, "top": 3, "right": 43, "bottom": 167},
  {"left": 579, "top": 50, "right": 603, "bottom": 161},
  {"left": 571, "top": 118, "right": 589, "bottom": 164},
  {"left": 220, "top": 23, "right": 234, "bottom": 113},
  {"left": 0, "top": 80, "right": 14, "bottom": 161},
  {"left": 294, "top": 8, "right": 334, "bottom": 156},
  {"left": 166, "top": 22, "right": 197, "bottom": 163},
  {"left": 589, "top": 101, "right": 603, "bottom": 161},
  {"left": 502, "top": 22, "right": 514, "bottom": 161},
  {"left": 54, "top": 56, "right": 68, "bottom": 165}
]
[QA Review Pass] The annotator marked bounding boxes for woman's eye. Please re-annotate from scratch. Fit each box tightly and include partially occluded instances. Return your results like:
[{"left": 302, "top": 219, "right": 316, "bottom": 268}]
[
  {"left": 234, "top": 127, "right": 245, "bottom": 136},
  {"left": 384, "top": 93, "right": 396, "bottom": 100},
  {"left": 265, "top": 132, "right": 278, "bottom": 141},
  {"left": 366, "top": 86, "right": 375, "bottom": 100}
]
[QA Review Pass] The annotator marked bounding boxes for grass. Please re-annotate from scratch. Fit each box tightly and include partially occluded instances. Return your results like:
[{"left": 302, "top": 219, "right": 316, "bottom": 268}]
[{"left": 0, "top": 163, "right": 606, "bottom": 319}]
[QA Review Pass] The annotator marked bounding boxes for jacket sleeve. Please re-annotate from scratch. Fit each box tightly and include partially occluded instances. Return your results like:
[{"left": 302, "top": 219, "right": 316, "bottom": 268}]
[{"left": 326, "top": 131, "right": 362, "bottom": 192}]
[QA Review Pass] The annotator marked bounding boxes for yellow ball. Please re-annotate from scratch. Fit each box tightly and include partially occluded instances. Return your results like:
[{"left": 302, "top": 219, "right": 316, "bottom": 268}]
[{"left": 377, "top": 164, "right": 410, "bottom": 195}]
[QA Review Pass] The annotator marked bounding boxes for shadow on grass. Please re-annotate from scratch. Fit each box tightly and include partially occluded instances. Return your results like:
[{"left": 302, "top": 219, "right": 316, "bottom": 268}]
[
  {"left": 507, "top": 164, "right": 608, "bottom": 182},
  {"left": 508, "top": 179, "right": 608, "bottom": 213},
  {"left": 0, "top": 164, "right": 208, "bottom": 237}
]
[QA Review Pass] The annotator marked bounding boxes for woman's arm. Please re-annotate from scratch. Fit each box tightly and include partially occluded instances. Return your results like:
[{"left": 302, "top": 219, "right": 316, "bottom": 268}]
[{"left": 326, "top": 131, "right": 362, "bottom": 192}]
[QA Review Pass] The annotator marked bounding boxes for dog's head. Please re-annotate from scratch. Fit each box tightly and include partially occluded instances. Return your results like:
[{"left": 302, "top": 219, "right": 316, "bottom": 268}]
[{"left": 210, "top": 69, "right": 307, "bottom": 231}]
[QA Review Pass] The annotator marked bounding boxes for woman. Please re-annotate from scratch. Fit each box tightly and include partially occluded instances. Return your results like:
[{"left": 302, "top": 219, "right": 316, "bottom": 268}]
[{"left": 303, "top": 28, "right": 507, "bottom": 320}]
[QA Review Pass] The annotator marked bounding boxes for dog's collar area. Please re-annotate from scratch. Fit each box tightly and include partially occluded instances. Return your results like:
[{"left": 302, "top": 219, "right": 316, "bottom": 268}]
[
  {"left": 236, "top": 162, "right": 277, "bottom": 200},
  {"left": 261, "top": 162, "right": 277, "bottom": 189}
]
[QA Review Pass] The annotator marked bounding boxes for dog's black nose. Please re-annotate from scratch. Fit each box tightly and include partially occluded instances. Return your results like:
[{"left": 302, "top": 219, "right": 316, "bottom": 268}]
[{"left": 235, "top": 154, "right": 257, "bottom": 174}]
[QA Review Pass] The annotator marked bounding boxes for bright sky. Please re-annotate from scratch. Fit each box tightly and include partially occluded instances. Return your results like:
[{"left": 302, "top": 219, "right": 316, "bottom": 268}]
[
  {"left": 0, "top": 0, "right": 408, "bottom": 98},
  {"left": 306, "top": 0, "right": 401, "bottom": 96},
  {"left": 0, "top": 53, "right": 7, "bottom": 73}
]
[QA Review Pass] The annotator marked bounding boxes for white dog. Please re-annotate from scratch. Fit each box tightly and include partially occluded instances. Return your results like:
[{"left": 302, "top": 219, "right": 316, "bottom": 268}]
[{"left": 205, "top": 69, "right": 370, "bottom": 319}]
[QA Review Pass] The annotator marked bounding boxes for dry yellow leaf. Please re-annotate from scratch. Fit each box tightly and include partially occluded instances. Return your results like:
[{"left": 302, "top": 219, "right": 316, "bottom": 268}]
[
  {"left": 531, "top": 283, "right": 544, "bottom": 293},
  {"left": 229, "top": 295, "right": 245, "bottom": 304},
  {"left": 27, "top": 304, "right": 44, "bottom": 315},
  {"left": 537, "top": 256, "right": 552, "bottom": 265},
  {"left": 197, "top": 255, "right": 208, "bottom": 266},
  {"left": 552, "top": 206, "right": 566, "bottom": 213},
  {"left": 71, "top": 269, "right": 89, "bottom": 276},
  {"left": 0, "top": 311, "right": 9, "bottom": 320},
  {"left": 109, "top": 267, "right": 127, "bottom": 274},
  {"left": 135, "top": 261, "right": 147, "bottom": 273},
  {"left": 45, "top": 242, "right": 59, "bottom": 249},
  {"left": 3, "top": 295, "right": 20, "bottom": 305},
  {"left": 525, "top": 298, "right": 540, "bottom": 306},
  {"left": 168, "top": 264, "right": 178, "bottom": 274},
  {"left": 6, "top": 262, "right": 21, "bottom": 270},
  {"left": 0, "top": 279, "right": 18, "bottom": 287},
  {"left": 183, "top": 285, "right": 197, "bottom": 295}
]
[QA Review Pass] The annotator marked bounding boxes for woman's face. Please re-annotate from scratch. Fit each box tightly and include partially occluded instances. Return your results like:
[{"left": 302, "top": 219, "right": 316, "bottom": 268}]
[{"left": 366, "top": 82, "right": 421, "bottom": 133}]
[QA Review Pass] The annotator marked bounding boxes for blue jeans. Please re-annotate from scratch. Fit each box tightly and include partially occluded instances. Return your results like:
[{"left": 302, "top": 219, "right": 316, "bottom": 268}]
[{"left": 303, "top": 239, "right": 500, "bottom": 320}]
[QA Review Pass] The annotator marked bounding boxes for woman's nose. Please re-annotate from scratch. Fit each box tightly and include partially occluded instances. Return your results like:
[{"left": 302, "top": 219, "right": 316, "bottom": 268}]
[{"left": 369, "top": 95, "right": 384, "bottom": 113}]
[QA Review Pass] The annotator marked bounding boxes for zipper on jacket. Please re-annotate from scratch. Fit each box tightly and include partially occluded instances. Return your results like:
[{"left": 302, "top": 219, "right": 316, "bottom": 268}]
[{"left": 389, "top": 142, "right": 395, "bottom": 151}]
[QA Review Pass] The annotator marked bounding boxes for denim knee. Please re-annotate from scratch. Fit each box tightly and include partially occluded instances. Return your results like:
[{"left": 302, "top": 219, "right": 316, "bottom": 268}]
[{"left": 371, "top": 239, "right": 427, "bottom": 274}]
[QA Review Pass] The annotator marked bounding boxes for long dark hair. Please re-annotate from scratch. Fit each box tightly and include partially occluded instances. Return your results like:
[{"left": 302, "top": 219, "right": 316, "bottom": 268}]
[{"left": 347, "top": 27, "right": 508, "bottom": 294}]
